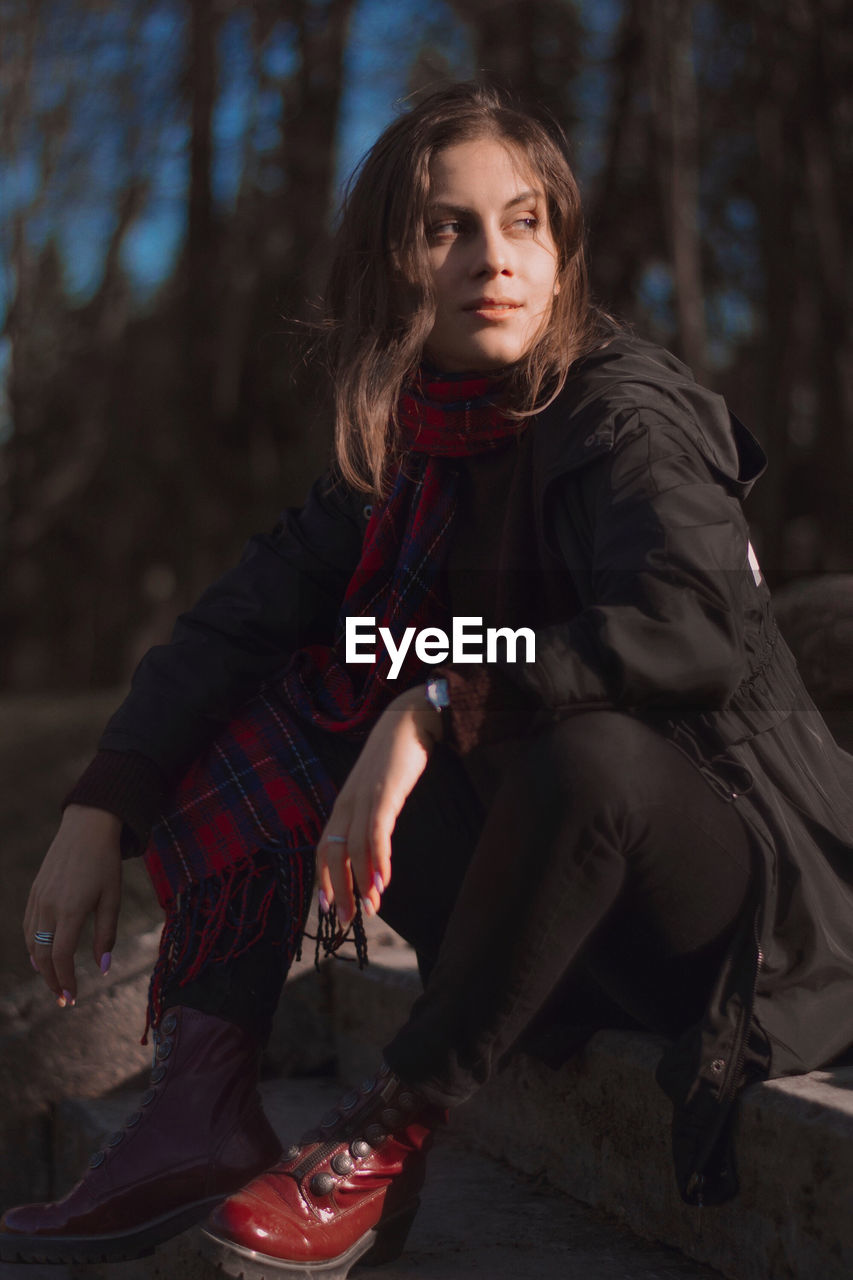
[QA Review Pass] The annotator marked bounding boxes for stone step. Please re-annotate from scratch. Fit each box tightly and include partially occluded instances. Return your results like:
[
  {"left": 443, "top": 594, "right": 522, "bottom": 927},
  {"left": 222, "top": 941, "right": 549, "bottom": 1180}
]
[
  {"left": 330, "top": 952, "right": 853, "bottom": 1280},
  {"left": 0, "top": 925, "right": 339, "bottom": 1210},
  {"left": 0, "top": 930, "right": 162, "bottom": 1207},
  {"left": 2, "top": 1075, "right": 722, "bottom": 1280},
  {"left": 5, "top": 926, "right": 852, "bottom": 1279}
]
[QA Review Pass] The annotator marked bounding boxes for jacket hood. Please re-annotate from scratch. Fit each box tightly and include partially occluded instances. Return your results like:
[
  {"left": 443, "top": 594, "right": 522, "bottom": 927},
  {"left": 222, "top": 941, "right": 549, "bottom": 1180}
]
[{"left": 536, "top": 334, "right": 767, "bottom": 499}]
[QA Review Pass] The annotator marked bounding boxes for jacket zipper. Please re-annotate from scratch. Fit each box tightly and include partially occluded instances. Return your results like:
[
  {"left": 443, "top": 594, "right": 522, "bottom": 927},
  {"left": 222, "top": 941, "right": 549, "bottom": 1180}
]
[
  {"left": 720, "top": 910, "right": 763, "bottom": 1108},
  {"left": 684, "top": 905, "right": 764, "bottom": 1206}
]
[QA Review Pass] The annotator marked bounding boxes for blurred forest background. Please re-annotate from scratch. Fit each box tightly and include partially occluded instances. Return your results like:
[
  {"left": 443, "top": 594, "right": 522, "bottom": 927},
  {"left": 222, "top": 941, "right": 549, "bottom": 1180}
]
[{"left": 1, "top": 0, "right": 851, "bottom": 694}]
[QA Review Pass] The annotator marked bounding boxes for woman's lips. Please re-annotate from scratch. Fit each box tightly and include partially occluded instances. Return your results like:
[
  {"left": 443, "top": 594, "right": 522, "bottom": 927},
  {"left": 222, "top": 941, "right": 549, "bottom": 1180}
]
[{"left": 463, "top": 300, "right": 522, "bottom": 320}]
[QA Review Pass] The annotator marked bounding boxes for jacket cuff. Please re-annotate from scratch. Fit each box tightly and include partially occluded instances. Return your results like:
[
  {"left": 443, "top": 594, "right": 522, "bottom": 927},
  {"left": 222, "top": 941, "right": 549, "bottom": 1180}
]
[
  {"left": 436, "top": 665, "right": 540, "bottom": 755},
  {"left": 63, "top": 750, "right": 169, "bottom": 857}
]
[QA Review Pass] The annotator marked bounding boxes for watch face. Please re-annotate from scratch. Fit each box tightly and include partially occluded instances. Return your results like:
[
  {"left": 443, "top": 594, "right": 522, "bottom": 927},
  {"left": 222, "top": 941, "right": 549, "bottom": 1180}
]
[{"left": 426, "top": 676, "right": 450, "bottom": 710}]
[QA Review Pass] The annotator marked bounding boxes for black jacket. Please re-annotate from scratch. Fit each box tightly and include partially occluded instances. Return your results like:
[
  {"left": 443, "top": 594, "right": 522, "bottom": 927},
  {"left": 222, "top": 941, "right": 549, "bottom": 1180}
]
[{"left": 99, "top": 334, "right": 853, "bottom": 1205}]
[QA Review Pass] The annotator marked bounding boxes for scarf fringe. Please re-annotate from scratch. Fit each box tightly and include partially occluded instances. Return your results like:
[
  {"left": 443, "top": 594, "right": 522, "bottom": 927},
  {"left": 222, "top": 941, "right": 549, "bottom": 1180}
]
[
  {"left": 142, "top": 848, "right": 314, "bottom": 1043},
  {"left": 140, "top": 839, "right": 373, "bottom": 1043}
]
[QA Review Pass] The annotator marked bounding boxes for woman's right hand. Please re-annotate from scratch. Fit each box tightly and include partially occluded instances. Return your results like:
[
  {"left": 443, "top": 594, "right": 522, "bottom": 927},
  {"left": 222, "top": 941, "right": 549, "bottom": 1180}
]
[{"left": 24, "top": 804, "right": 123, "bottom": 1006}]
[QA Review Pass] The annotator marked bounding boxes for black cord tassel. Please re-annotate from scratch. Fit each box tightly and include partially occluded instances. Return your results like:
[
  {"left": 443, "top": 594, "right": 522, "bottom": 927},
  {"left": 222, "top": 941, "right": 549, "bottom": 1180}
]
[{"left": 307, "top": 897, "right": 369, "bottom": 969}]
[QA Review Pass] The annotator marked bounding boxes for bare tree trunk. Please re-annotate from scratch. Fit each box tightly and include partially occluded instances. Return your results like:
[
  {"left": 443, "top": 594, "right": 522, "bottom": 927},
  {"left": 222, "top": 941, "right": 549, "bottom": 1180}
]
[
  {"left": 186, "top": 0, "right": 220, "bottom": 435},
  {"left": 647, "top": 0, "right": 707, "bottom": 381},
  {"left": 446, "top": 0, "right": 537, "bottom": 91},
  {"left": 446, "top": 0, "right": 583, "bottom": 123},
  {"left": 180, "top": 0, "right": 226, "bottom": 594},
  {"left": 586, "top": 0, "right": 658, "bottom": 314},
  {"left": 281, "top": 0, "right": 356, "bottom": 306},
  {"left": 0, "top": 0, "right": 44, "bottom": 685},
  {"left": 749, "top": 22, "right": 797, "bottom": 573},
  {"left": 262, "top": 0, "right": 356, "bottom": 486},
  {"left": 792, "top": 0, "right": 853, "bottom": 567}
]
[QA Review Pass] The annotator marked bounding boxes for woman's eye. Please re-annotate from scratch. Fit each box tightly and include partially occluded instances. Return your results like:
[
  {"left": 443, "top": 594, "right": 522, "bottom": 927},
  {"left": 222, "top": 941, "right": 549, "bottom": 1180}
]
[
  {"left": 427, "top": 214, "right": 540, "bottom": 241},
  {"left": 429, "top": 219, "right": 463, "bottom": 240}
]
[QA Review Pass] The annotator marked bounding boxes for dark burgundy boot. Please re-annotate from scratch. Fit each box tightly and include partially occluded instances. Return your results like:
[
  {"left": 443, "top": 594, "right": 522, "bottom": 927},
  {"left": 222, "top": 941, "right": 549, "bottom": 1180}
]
[
  {"left": 0, "top": 1006, "right": 282, "bottom": 1264},
  {"left": 202, "top": 1060, "right": 446, "bottom": 1279}
]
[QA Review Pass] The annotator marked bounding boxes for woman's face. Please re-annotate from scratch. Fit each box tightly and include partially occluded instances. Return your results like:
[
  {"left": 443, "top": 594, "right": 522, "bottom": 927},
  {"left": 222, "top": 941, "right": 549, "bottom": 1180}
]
[{"left": 421, "top": 136, "right": 559, "bottom": 373}]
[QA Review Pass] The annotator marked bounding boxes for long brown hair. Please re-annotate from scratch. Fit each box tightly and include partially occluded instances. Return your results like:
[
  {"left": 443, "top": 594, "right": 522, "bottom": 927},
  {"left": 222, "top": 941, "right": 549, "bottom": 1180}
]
[{"left": 323, "top": 82, "right": 611, "bottom": 496}]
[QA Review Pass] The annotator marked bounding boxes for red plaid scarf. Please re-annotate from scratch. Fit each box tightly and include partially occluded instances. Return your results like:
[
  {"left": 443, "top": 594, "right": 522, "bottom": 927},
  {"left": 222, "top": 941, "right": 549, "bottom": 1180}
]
[{"left": 142, "top": 369, "right": 526, "bottom": 1030}]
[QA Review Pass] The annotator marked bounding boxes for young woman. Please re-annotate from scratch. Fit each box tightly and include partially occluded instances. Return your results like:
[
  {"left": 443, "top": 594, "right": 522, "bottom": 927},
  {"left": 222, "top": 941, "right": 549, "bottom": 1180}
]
[{"left": 3, "top": 82, "right": 853, "bottom": 1278}]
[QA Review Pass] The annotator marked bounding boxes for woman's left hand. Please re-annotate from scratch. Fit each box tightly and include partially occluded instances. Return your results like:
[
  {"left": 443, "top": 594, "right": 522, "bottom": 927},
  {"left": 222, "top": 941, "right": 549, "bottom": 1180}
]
[{"left": 317, "top": 686, "right": 443, "bottom": 928}]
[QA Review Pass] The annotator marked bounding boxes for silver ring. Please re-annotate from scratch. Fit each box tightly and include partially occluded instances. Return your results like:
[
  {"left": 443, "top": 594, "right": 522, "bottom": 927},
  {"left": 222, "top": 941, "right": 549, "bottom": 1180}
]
[
  {"left": 326, "top": 835, "right": 348, "bottom": 845},
  {"left": 33, "top": 930, "right": 55, "bottom": 947}
]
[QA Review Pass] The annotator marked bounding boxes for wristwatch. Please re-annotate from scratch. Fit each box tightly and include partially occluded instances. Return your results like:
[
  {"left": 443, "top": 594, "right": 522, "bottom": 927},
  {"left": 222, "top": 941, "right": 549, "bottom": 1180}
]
[{"left": 425, "top": 675, "right": 450, "bottom": 715}]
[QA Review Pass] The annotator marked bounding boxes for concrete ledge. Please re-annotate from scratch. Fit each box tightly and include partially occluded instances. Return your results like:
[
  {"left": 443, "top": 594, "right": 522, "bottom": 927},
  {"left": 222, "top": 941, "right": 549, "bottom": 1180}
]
[
  {"left": 38, "top": 1075, "right": 723, "bottom": 1280},
  {"left": 0, "top": 929, "right": 162, "bottom": 1205},
  {"left": 331, "top": 955, "right": 853, "bottom": 1280},
  {"left": 8, "top": 930, "right": 852, "bottom": 1279},
  {"left": 0, "top": 923, "right": 341, "bottom": 1208}
]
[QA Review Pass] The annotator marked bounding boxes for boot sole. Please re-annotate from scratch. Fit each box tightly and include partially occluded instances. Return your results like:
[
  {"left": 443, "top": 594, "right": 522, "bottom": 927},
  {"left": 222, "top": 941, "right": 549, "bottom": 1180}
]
[
  {"left": 0, "top": 1194, "right": 229, "bottom": 1264},
  {"left": 199, "top": 1199, "right": 420, "bottom": 1280}
]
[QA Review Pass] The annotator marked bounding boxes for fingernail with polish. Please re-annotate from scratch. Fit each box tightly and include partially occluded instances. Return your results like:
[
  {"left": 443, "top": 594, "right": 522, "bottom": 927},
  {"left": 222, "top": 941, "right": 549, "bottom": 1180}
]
[
  {"left": 318, "top": 890, "right": 330, "bottom": 915},
  {"left": 100, "top": 952, "right": 111, "bottom": 975},
  {"left": 62, "top": 990, "right": 76, "bottom": 1007},
  {"left": 373, "top": 872, "right": 384, "bottom": 896},
  {"left": 361, "top": 897, "right": 376, "bottom": 918}
]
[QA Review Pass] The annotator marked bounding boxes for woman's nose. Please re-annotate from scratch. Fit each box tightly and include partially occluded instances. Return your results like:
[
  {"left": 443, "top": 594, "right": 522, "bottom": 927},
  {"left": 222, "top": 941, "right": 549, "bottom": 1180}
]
[{"left": 473, "top": 225, "right": 511, "bottom": 276}]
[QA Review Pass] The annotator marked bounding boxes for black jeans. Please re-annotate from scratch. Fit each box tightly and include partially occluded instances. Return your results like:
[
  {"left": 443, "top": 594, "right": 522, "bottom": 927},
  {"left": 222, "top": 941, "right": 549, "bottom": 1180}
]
[{"left": 169, "top": 712, "right": 754, "bottom": 1107}]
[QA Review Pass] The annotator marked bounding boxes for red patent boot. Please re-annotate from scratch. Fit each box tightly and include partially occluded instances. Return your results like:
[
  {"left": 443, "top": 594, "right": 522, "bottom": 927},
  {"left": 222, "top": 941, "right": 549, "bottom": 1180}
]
[
  {"left": 202, "top": 1060, "right": 446, "bottom": 1279},
  {"left": 0, "top": 1006, "right": 282, "bottom": 1264}
]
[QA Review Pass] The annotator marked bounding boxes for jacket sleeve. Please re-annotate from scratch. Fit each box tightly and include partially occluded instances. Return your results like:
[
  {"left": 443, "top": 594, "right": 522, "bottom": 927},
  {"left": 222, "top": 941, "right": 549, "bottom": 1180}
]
[
  {"left": 441, "top": 408, "right": 753, "bottom": 752},
  {"left": 96, "top": 468, "right": 366, "bottom": 783}
]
